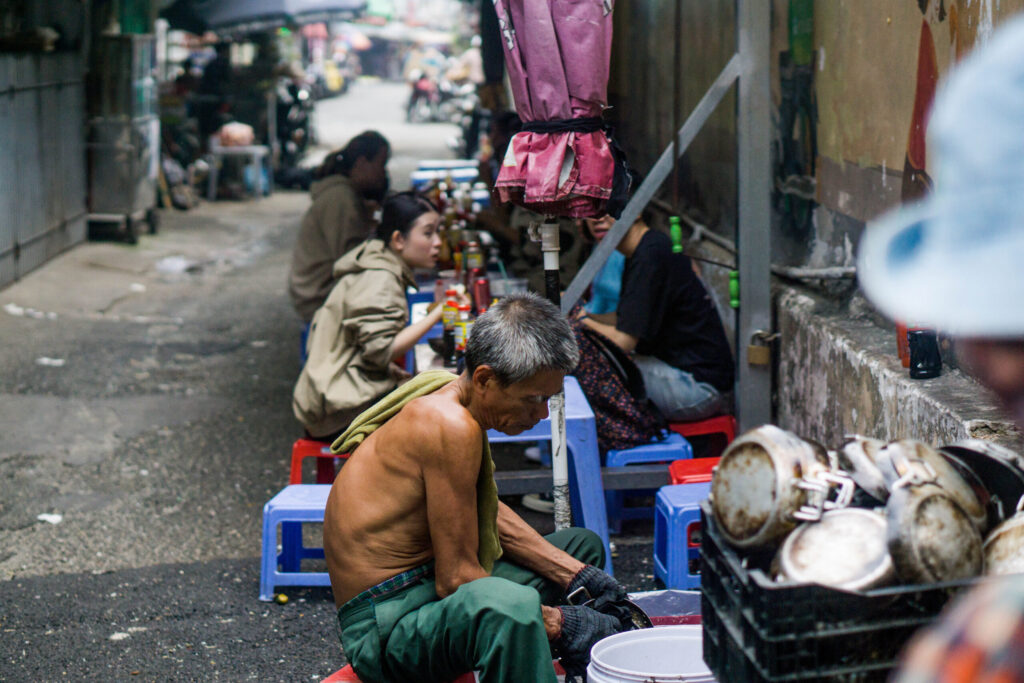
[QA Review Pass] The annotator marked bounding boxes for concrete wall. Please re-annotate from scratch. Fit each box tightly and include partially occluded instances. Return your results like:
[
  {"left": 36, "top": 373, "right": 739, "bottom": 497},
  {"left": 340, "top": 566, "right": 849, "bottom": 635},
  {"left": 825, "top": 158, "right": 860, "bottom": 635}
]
[{"left": 778, "top": 286, "right": 1023, "bottom": 451}]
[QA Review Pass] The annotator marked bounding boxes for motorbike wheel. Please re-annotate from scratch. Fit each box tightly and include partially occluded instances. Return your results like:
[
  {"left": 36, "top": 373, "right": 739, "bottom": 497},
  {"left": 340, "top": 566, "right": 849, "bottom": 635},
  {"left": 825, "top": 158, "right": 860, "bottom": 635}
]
[{"left": 408, "top": 100, "right": 433, "bottom": 124}]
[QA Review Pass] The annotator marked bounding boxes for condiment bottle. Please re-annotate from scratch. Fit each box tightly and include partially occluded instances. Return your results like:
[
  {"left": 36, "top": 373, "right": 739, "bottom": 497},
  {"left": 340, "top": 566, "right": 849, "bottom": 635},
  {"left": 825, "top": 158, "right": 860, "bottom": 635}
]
[
  {"left": 465, "top": 241, "right": 484, "bottom": 272},
  {"left": 896, "top": 321, "right": 910, "bottom": 368},
  {"left": 454, "top": 304, "right": 473, "bottom": 359},
  {"left": 908, "top": 327, "right": 942, "bottom": 379},
  {"left": 472, "top": 277, "right": 491, "bottom": 316},
  {"left": 442, "top": 290, "right": 459, "bottom": 367}
]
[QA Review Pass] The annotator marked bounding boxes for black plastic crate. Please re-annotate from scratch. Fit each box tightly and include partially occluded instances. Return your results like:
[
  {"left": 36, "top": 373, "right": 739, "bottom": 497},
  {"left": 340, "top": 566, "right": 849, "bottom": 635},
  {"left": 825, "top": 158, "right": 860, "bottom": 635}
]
[{"left": 699, "top": 501, "right": 977, "bottom": 681}]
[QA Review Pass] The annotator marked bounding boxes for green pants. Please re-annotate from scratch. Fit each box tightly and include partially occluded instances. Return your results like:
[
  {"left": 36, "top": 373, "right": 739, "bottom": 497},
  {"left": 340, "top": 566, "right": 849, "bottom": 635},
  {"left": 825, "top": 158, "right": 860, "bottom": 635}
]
[{"left": 337, "top": 528, "right": 604, "bottom": 683}]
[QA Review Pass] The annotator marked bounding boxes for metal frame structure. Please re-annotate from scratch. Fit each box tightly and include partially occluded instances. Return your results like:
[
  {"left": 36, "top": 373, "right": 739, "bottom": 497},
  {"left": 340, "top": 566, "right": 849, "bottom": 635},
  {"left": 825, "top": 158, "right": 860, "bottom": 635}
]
[{"left": 561, "top": 0, "right": 772, "bottom": 431}]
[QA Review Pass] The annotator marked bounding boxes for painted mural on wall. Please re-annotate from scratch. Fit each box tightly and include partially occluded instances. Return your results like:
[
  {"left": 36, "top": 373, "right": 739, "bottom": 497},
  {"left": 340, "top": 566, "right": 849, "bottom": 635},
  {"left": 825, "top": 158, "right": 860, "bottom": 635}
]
[{"left": 816, "top": 0, "right": 1023, "bottom": 215}]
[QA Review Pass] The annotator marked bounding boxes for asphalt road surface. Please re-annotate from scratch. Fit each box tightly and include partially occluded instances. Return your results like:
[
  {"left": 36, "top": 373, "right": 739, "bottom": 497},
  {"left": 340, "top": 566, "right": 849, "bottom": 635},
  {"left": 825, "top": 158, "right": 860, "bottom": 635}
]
[{"left": 0, "top": 79, "right": 655, "bottom": 682}]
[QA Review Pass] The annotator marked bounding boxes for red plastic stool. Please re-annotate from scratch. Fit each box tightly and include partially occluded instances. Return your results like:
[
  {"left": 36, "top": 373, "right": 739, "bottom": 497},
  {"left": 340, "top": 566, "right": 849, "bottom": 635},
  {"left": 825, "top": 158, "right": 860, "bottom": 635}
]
[
  {"left": 667, "top": 414, "right": 736, "bottom": 459},
  {"left": 321, "top": 664, "right": 477, "bottom": 682},
  {"left": 668, "top": 456, "right": 720, "bottom": 485},
  {"left": 323, "top": 662, "right": 565, "bottom": 682},
  {"left": 290, "top": 438, "right": 349, "bottom": 484}
]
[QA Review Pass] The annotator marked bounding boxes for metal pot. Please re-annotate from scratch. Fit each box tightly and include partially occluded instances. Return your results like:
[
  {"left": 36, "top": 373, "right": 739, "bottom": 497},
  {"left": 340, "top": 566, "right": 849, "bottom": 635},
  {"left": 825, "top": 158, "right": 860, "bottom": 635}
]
[
  {"left": 886, "top": 478, "right": 984, "bottom": 584},
  {"left": 984, "top": 496, "right": 1024, "bottom": 576},
  {"left": 774, "top": 507, "right": 896, "bottom": 591},
  {"left": 939, "top": 440, "right": 1024, "bottom": 527},
  {"left": 877, "top": 440, "right": 989, "bottom": 533},
  {"left": 836, "top": 435, "right": 889, "bottom": 503},
  {"left": 710, "top": 425, "right": 853, "bottom": 550}
]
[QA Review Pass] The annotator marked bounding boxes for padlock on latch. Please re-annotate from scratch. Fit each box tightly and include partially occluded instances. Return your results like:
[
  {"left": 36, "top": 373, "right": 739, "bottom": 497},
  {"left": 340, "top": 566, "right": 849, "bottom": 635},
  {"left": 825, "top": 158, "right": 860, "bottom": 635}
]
[{"left": 747, "top": 329, "right": 780, "bottom": 366}]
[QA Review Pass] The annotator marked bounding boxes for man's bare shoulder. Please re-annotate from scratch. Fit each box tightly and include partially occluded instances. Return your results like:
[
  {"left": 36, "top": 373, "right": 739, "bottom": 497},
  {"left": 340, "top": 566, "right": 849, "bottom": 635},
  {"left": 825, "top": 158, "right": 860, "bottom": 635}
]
[{"left": 393, "top": 390, "right": 483, "bottom": 454}]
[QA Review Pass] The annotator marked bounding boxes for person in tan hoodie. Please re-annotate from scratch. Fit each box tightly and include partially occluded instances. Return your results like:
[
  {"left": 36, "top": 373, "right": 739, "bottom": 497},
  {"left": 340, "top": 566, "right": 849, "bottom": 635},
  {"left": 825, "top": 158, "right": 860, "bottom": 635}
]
[
  {"left": 293, "top": 192, "right": 464, "bottom": 440},
  {"left": 288, "top": 130, "right": 391, "bottom": 324}
]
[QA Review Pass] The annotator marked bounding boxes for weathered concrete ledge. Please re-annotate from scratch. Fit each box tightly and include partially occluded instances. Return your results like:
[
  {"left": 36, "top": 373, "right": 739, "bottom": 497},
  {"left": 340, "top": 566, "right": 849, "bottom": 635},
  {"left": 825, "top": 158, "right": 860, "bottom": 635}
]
[{"left": 776, "top": 286, "right": 1023, "bottom": 453}]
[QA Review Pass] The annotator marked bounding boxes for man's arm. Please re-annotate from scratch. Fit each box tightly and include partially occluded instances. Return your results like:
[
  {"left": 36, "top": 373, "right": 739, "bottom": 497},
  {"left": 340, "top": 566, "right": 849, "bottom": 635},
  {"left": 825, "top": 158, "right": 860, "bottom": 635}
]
[
  {"left": 421, "top": 410, "right": 490, "bottom": 597},
  {"left": 496, "top": 501, "right": 585, "bottom": 589}
]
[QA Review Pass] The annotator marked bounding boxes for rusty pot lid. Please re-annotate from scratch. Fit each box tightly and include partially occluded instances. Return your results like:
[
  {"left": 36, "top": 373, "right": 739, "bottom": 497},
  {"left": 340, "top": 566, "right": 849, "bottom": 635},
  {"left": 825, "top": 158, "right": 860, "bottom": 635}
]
[{"left": 776, "top": 508, "right": 894, "bottom": 591}]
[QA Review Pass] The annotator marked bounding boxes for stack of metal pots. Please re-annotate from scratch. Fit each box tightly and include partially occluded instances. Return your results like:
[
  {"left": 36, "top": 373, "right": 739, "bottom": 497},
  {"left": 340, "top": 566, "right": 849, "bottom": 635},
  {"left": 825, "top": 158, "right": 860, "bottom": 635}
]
[{"left": 709, "top": 425, "right": 1024, "bottom": 592}]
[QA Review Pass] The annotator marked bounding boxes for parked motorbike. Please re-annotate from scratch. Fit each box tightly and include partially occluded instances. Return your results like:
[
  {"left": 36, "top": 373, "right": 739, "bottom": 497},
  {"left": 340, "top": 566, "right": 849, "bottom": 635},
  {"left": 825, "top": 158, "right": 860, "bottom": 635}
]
[
  {"left": 275, "top": 77, "right": 316, "bottom": 189},
  {"left": 406, "top": 70, "right": 439, "bottom": 123}
]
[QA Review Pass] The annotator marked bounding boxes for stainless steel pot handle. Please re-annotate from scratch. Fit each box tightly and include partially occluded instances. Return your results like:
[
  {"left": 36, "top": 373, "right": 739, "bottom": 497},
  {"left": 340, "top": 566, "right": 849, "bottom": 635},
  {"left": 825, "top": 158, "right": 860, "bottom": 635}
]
[
  {"left": 890, "top": 453, "right": 938, "bottom": 490},
  {"left": 793, "top": 471, "right": 856, "bottom": 521}
]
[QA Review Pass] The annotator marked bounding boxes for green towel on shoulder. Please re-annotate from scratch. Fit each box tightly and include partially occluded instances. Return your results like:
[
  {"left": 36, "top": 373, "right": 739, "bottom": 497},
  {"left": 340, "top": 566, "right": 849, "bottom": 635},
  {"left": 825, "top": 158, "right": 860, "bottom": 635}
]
[{"left": 331, "top": 369, "right": 502, "bottom": 572}]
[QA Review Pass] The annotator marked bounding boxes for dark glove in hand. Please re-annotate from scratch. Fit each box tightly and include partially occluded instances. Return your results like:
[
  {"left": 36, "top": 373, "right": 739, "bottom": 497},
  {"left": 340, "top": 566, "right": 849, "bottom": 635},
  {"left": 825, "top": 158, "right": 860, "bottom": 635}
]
[
  {"left": 566, "top": 565, "right": 628, "bottom": 612},
  {"left": 554, "top": 604, "right": 622, "bottom": 682}
]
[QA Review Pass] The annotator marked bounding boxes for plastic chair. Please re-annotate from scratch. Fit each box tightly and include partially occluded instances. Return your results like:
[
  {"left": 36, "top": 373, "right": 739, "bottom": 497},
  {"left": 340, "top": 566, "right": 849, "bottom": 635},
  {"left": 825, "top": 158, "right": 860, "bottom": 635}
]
[
  {"left": 603, "top": 432, "right": 693, "bottom": 533},
  {"left": 654, "top": 482, "right": 711, "bottom": 589},
  {"left": 667, "top": 414, "right": 737, "bottom": 459},
  {"left": 260, "top": 484, "right": 332, "bottom": 600},
  {"left": 669, "top": 457, "right": 720, "bottom": 485},
  {"left": 290, "top": 438, "right": 347, "bottom": 485},
  {"left": 322, "top": 665, "right": 477, "bottom": 683}
]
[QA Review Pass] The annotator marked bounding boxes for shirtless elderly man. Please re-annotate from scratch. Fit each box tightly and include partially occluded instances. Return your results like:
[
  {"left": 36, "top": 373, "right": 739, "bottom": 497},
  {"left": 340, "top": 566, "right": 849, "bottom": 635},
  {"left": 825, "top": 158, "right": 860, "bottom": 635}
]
[{"left": 324, "top": 292, "right": 627, "bottom": 682}]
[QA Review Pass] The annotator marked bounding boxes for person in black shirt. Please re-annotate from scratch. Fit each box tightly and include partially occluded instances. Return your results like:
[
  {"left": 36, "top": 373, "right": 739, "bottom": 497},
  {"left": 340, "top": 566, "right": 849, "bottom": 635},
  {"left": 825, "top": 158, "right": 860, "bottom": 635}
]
[{"left": 577, "top": 213, "right": 735, "bottom": 421}]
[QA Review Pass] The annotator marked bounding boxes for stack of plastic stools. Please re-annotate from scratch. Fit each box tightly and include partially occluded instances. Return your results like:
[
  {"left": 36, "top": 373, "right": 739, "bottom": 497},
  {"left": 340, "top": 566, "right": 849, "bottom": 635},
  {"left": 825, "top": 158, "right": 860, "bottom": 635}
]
[
  {"left": 604, "top": 431, "right": 693, "bottom": 533},
  {"left": 668, "top": 414, "right": 736, "bottom": 458},
  {"left": 260, "top": 484, "right": 332, "bottom": 601},
  {"left": 654, "top": 480, "right": 712, "bottom": 589}
]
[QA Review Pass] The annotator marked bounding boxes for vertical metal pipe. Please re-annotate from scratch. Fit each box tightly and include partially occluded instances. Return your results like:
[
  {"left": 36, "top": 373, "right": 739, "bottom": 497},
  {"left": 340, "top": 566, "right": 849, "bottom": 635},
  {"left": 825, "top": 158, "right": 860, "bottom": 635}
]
[
  {"left": 736, "top": 0, "right": 773, "bottom": 430},
  {"left": 672, "top": 0, "right": 683, "bottom": 209},
  {"left": 539, "top": 219, "right": 571, "bottom": 530}
]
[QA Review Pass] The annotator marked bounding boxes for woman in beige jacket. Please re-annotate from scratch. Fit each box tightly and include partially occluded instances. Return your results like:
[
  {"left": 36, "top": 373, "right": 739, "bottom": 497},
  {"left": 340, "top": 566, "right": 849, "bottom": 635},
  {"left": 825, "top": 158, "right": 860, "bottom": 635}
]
[{"left": 293, "top": 192, "right": 455, "bottom": 440}]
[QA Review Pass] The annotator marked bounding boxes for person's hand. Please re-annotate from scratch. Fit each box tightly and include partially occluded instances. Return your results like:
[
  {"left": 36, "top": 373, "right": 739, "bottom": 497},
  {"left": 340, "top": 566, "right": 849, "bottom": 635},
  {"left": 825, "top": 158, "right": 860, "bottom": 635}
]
[
  {"left": 565, "top": 565, "right": 628, "bottom": 612},
  {"left": 553, "top": 604, "right": 622, "bottom": 682},
  {"left": 389, "top": 362, "right": 413, "bottom": 383}
]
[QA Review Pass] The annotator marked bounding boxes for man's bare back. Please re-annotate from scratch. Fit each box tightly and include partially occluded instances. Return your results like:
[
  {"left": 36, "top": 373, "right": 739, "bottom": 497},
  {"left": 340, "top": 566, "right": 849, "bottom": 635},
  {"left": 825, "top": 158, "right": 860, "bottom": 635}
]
[{"left": 323, "top": 380, "right": 485, "bottom": 606}]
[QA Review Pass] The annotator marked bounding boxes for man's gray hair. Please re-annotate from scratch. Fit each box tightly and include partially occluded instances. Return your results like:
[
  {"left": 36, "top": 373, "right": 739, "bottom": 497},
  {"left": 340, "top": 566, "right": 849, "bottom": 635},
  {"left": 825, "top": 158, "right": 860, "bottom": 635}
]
[{"left": 465, "top": 292, "right": 579, "bottom": 385}]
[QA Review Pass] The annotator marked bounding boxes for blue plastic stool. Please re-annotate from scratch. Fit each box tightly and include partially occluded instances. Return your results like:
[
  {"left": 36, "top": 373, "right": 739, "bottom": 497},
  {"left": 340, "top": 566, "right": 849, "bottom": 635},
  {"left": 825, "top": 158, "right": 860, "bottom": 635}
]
[
  {"left": 654, "top": 482, "right": 710, "bottom": 589},
  {"left": 604, "top": 432, "right": 693, "bottom": 533},
  {"left": 260, "top": 484, "right": 332, "bottom": 601}
]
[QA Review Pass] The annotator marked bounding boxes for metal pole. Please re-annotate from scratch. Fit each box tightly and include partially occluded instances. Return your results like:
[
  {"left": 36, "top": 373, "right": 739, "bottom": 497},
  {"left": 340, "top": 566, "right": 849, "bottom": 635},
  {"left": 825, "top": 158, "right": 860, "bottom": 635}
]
[
  {"left": 672, "top": 0, "right": 682, "bottom": 210},
  {"left": 539, "top": 219, "right": 571, "bottom": 530},
  {"left": 736, "top": 0, "right": 773, "bottom": 430}
]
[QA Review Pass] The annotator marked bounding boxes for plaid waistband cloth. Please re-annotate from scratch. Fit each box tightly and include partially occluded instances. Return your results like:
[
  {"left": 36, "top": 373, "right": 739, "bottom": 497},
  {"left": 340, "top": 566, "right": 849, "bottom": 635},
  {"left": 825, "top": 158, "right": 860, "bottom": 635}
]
[
  {"left": 344, "top": 563, "right": 436, "bottom": 608},
  {"left": 892, "top": 577, "right": 1024, "bottom": 682}
]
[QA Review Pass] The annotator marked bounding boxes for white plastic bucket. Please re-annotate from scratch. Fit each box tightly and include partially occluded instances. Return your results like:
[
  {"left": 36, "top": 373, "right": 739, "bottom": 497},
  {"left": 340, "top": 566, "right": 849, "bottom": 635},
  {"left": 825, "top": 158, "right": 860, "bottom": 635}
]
[{"left": 587, "top": 625, "right": 716, "bottom": 682}]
